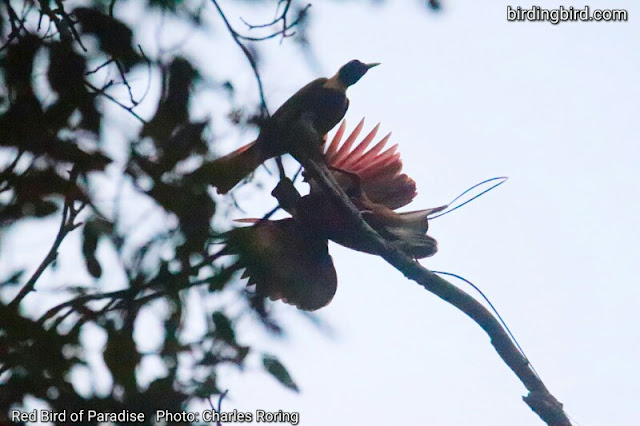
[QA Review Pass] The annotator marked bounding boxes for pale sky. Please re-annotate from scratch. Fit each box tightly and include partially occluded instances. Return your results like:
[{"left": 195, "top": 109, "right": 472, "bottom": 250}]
[{"left": 3, "top": 1, "right": 638, "bottom": 425}]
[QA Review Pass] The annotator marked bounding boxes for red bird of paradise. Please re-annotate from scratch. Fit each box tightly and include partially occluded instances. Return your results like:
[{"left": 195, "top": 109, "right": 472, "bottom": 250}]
[
  {"left": 193, "top": 60, "right": 379, "bottom": 194},
  {"left": 220, "top": 119, "right": 446, "bottom": 311}
]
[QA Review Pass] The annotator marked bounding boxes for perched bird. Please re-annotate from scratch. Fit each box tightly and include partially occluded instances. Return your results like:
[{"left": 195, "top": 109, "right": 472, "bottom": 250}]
[
  {"left": 220, "top": 120, "right": 445, "bottom": 310},
  {"left": 299, "top": 119, "right": 447, "bottom": 259},
  {"left": 197, "top": 60, "right": 379, "bottom": 193}
]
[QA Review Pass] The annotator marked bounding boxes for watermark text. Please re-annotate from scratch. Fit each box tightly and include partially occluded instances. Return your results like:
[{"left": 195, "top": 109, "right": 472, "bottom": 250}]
[{"left": 507, "top": 6, "right": 628, "bottom": 24}]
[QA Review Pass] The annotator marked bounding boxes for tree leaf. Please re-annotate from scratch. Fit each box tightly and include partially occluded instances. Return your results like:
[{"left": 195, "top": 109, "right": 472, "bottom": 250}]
[
  {"left": 212, "top": 312, "right": 236, "bottom": 344},
  {"left": 0, "top": 270, "right": 25, "bottom": 287},
  {"left": 81, "top": 217, "right": 113, "bottom": 278},
  {"left": 262, "top": 354, "right": 299, "bottom": 393},
  {"left": 73, "top": 8, "right": 140, "bottom": 71}
]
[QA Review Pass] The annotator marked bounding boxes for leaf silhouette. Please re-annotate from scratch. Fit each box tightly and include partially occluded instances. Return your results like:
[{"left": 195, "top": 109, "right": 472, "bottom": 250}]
[
  {"left": 4, "top": 34, "right": 41, "bottom": 96},
  {"left": 212, "top": 312, "right": 236, "bottom": 344},
  {"left": 73, "top": 7, "right": 140, "bottom": 70},
  {"left": 81, "top": 218, "right": 113, "bottom": 278},
  {"left": 262, "top": 354, "right": 299, "bottom": 392},
  {"left": 46, "top": 42, "right": 100, "bottom": 134},
  {"left": 141, "top": 57, "right": 199, "bottom": 145}
]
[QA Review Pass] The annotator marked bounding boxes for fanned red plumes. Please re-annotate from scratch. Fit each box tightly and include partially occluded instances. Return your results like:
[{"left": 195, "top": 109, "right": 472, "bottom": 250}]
[{"left": 323, "top": 118, "right": 417, "bottom": 210}]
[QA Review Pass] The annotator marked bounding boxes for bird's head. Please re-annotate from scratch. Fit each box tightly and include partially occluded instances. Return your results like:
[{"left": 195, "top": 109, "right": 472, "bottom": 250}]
[{"left": 337, "top": 60, "right": 380, "bottom": 86}]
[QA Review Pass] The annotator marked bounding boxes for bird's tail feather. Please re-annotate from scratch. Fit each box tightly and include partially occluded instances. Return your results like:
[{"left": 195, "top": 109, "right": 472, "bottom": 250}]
[
  {"left": 397, "top": 205, "right": 448, "bottom": 226},
  {"left": 382, "top": 207, "right": 448, "bottom": 259},
  {"left": 204, "top": 140, "right": 264, "bottom": 194}
]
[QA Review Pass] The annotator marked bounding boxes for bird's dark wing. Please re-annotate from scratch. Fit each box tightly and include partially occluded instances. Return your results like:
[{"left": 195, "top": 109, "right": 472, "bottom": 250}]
[
  {"left": 222, "top": 218, "right": 337, "bottom": 311},
  {"left": 271, "top": 77, "right": 328, "bottom": 126}
]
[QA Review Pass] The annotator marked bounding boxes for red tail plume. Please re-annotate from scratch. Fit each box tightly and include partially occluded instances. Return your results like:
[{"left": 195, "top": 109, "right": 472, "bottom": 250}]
[{"left": 199, "top": 140, "right": 265, "bottom": 194}]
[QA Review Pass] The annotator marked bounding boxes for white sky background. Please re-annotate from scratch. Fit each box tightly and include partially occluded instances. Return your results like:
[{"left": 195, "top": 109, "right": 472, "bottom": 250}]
[{"left": 2, "top": 0, "right": 639, "bottom": 425}]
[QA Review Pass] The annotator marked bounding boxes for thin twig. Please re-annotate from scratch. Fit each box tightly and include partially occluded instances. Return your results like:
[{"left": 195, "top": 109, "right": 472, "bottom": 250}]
[
  {"left": 0, "top": 151, "right": 24, "bottom": 192},
  {"left": 208, "top": 389, "right": 229, "bottom": 426},
  {"left": 37, "top": 0, "right": 87, "bottom": 51},
  {"left": 210, "top": 0, "right": 297, "bottom": 181},
  {"left": 114, "top": 60, "right": 138, "bottom": 106},
  {"left": 84, "top": 80, "right": 147, "bottom": 124},
  {"left": 85, "top": 59, "right": 115, "bottom": 75},
  {"left": 8, "top": 172, "right": 85, "bottom": 309},
  {"left": 3, "top": 0, "right": 21, "bottom": 34},
  {"left": 135, "top": 45, "right": 153, "bottom": 106},
  {"left": 239, "top": 2, "right": 310, "bottom": 41},
  {"left": 53, "top": 0, "right": 87, "bottom": 51},
  {"left": 0, "top": 0, "right": 27, "bottom": 52},
  {"left": 209, "top": 0, "right": 269, "bottom": 116},
  {"left": 38, "top": 268, "right": 214, "bottom": 326},
  {"left": 240, "top": 0, "right": 292, "bottom": 29}
]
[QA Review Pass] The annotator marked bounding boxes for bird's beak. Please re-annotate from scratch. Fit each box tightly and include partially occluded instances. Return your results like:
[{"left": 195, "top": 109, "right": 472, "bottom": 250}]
[{"left": 365, "top": 62, "right": 381, "bottom": 69}]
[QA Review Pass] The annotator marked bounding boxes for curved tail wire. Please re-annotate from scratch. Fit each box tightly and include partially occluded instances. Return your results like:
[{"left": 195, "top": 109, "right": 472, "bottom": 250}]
[
  {"left": 431, "top": 269, "right": 541, "bottom": 381},
  {"left": 429, "top": 176, "right": 508, "bottom": 220}
]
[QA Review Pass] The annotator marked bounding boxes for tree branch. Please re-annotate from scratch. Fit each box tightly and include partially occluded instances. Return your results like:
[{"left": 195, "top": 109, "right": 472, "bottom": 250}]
[
  {"left": 37, "top": 265, "right": 221, "bottom": 327},
  {"left": 209, "top": 0, "right": 293, "bottom": 180},
  {"left": 293, "top": 118, "right": 571, "bottom": 426},
  {"left": 209, "top": 0, "right": 269, "bottom": 116},
  {"left": 238, "top": 1, "right": 310, "bottom": 41},
  {"left": 8, "top": 172, "right": 85, "bottom": 309},
  {"left": 84, "top": 80, "right": 147, "bottom": 124}
]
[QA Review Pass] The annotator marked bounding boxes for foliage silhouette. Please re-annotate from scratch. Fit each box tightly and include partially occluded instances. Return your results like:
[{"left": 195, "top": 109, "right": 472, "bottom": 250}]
[{"left": 0, "top": 0, "right": 348, "bottom": 422}]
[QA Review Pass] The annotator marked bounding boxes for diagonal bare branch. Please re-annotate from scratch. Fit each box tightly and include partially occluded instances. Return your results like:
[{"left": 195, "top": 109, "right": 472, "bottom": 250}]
[{"left": 292, "top": 117, "right": 571, "bottom": 426}]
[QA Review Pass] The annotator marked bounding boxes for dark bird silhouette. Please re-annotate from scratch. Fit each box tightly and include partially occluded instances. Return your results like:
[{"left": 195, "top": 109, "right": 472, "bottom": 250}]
[
  {"left": 220, "top": 119, "right": 444, "bottom": 310},
  {"left": 222, "top": 218, "right": 337, "bottom": 311},
  {"left": 196, "top": 60, "right": 379, "bottom": 193}
]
